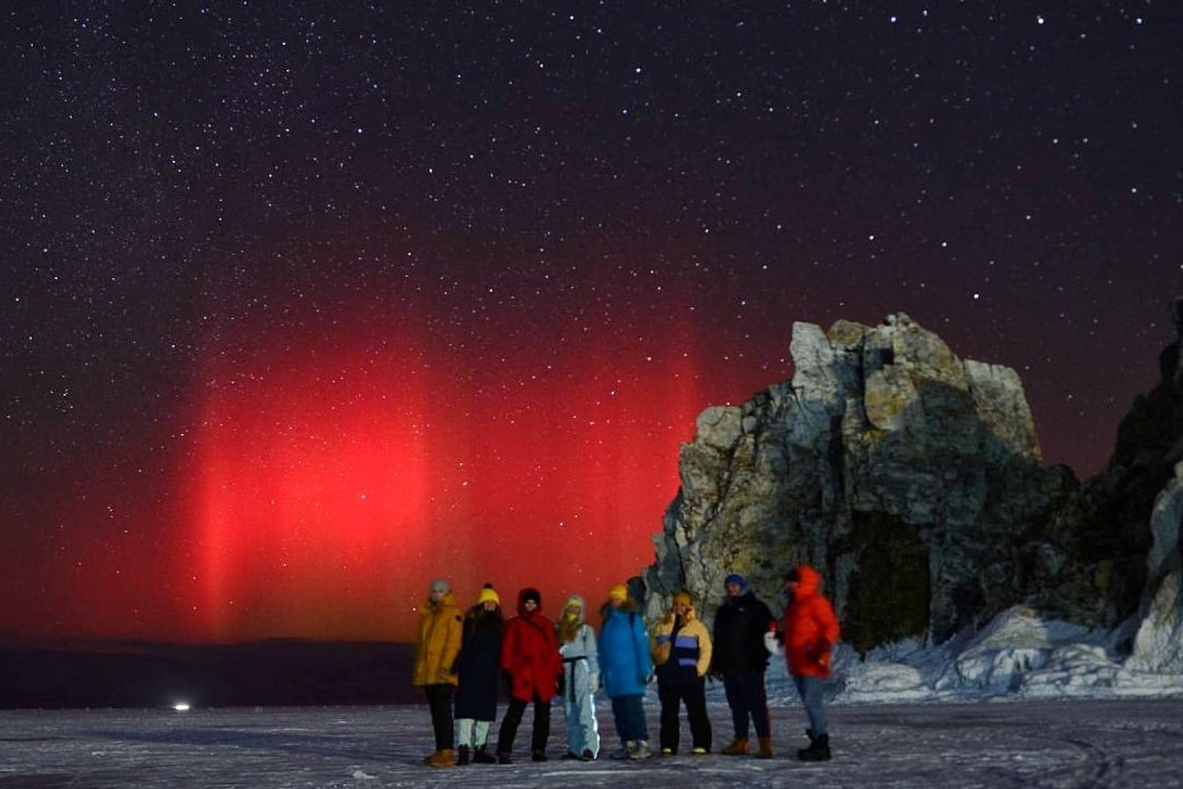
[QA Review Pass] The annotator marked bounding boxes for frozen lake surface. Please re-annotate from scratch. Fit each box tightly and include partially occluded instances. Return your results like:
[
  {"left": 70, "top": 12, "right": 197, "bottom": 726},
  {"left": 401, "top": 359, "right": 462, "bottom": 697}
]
[{"left": 3, "top": 698, "right": 1182, "bottom": 788}]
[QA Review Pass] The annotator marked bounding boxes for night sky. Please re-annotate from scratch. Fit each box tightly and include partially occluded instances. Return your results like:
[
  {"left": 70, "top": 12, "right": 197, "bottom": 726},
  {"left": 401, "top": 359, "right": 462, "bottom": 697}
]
[{"left": 2, "top": 3, "right": 1180, "bottom": 645}]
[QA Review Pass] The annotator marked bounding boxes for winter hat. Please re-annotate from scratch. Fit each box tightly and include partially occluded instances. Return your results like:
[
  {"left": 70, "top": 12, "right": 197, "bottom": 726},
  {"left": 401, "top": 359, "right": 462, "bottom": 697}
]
[
  {"left": 607, "top": 583, "right": 629, "bottom": 602},
  {"left": 430, "top": 578, "right": 451, "bottom": 595},
  {"left": 522, "top": 588, "right": 542, "bottom": 605},
  {"left": 724, "top": 573, "right": 747, "bottom": 591},
  {"left": 477, "top": 586, "right": 501, "bottom": 606},
  {"left": 563, "top": 594, "right": 585, "bottom": 620},
  {"left": 672, "top": 591, "right": 693, "bottom": 608}
]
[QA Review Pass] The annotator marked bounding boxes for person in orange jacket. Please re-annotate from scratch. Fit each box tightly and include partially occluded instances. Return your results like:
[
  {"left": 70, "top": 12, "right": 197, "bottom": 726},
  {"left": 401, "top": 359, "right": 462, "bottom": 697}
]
[
  {"left": 780, "top": 565, "right": 840, "bottom": 762},
  {"left": 412, "top": 578, "right": 464, "bottom": 768}
]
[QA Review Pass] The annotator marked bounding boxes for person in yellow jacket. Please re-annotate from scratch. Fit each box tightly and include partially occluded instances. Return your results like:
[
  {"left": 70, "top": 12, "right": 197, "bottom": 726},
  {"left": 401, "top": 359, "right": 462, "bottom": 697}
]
[
  {"left": 412, "top": 578, "right": 463, "bottom": 768},
  {"left": 651, "top": 590, "right": 713, "bottom": 755}
]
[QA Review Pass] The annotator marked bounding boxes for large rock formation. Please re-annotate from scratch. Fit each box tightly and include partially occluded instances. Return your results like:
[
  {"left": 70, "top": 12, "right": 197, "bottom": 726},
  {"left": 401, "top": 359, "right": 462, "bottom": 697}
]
[
  {"left": 1098, "top": 306, "right": 1183, "bottom": 669},
  {"left": 644, "top": 313, "right": 1127, "bottom": 652}
]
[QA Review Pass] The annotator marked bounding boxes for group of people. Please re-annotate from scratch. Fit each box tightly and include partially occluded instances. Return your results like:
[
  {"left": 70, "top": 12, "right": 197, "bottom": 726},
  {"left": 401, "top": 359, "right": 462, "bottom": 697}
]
[{"left": 410, "top": 566, "right": 839, "bottom": 768}]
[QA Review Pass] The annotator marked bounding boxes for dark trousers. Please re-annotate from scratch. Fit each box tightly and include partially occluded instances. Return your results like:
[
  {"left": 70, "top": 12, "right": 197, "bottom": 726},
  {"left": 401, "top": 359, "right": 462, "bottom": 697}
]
[
  {"left": 658, "top": 680, "right": 712, "bottom": 752},
  {"left": 722, "top": 670, "right": 770, "bottom": 739},
  {"left": 610, "top": 694, "right": 649, "bottom": 743},
  {"left": 496, "top": 692, "right": 551, "bottom": 755},
  {"left": 424, "top": 684, "right": 455, "bottom": 750}
]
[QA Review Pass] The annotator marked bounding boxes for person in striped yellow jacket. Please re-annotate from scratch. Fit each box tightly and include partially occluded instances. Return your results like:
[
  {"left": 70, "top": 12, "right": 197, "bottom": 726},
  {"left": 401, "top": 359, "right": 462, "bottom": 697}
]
[{"left": 650, "top": 590, "right": 713, "bottom": 756}]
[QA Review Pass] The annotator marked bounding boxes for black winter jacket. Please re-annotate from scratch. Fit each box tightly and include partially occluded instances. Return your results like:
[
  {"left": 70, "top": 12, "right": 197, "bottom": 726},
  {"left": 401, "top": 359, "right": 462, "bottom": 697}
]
[{"left": 710, "top": 591, "right": 774, "bottom": 673}]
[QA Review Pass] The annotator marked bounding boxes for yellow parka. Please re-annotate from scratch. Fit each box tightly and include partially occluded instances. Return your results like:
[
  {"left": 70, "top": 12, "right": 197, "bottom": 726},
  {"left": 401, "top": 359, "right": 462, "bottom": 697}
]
[
  {"left": 412, "top": 590, "right": 463, "bottom": 686},
  {"left": 651, "top": 598, "right": 712, "bottom": 679}
]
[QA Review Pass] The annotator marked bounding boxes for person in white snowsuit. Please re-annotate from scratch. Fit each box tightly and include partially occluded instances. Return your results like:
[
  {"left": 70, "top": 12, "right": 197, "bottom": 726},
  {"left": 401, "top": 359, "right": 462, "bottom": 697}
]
[{"left": 556, "top": 594, "right": 601, "bottom": 760}]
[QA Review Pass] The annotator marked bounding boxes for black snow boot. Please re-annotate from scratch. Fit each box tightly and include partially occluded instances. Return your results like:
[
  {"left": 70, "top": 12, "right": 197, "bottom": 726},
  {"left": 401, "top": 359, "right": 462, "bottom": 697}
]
[
  {"left": 457, "top": 745, "right": 471, "bottom": 765},
  {"left": 472, "top": 745, "right": 497, "bottom": 764},
  {"left": 797, "top": 733, "right": 831, "bottom": 762}
]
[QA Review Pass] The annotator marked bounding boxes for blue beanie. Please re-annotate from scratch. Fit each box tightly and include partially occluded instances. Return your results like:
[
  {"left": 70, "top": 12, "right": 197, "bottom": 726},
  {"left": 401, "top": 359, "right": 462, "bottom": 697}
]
[{"left": 724, "top": 573, "right": 747, "bottom": 590}]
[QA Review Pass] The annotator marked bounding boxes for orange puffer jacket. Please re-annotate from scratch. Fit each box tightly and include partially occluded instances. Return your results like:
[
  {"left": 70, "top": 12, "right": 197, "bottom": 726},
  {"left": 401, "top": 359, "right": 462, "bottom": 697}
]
[
  {"left": 781, "top": 565, "right": 841, "bottom": 679},
  {"left": 412, "top": 591, "right": 463, "bottom": 687}
]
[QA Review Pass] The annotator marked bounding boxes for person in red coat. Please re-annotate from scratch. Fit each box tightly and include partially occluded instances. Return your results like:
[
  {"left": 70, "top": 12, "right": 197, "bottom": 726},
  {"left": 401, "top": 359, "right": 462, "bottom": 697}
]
[
  {"left": 494, "top": 587, "right": 562, "bottom": 763},
  {"left": 781, "top": 565, "right": 840, "bottom": 762}
]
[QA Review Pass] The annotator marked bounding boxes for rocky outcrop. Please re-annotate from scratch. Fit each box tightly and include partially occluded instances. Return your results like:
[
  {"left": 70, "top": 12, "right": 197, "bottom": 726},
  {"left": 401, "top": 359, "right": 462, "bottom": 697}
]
[
  {"left": 1127, "top": 461, "right": 1183, "bottom": 672},
  {"left": 644, "top": 313, "right": 1118, "bottom": 652},
  {"left": 1100, "top": 306, "right": 1183, "bottom": 670}
]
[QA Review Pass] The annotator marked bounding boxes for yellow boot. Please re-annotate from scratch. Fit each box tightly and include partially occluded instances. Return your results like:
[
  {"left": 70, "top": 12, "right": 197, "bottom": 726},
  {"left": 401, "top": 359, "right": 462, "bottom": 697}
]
[
  {"left": 757, "top": 737, "right": 774, "bottom": 759},
  {"left": 427, "top": 749, "right": 455, "bottom": 768}
]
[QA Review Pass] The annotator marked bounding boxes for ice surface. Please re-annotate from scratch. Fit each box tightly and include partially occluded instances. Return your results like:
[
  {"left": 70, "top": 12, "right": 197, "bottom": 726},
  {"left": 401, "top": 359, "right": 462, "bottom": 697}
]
[
  {"left": 3, "top": 697, "right": 1183, "bottom": 788},
  {"left": 5, "top": 606, "right": 1183, "bottom": 786}
]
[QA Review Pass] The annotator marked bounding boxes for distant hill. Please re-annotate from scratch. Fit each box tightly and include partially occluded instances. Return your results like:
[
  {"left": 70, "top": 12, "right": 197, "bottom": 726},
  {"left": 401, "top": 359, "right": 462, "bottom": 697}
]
[{"left": 0, "top": 639, "right": 420, "bottom": 709}]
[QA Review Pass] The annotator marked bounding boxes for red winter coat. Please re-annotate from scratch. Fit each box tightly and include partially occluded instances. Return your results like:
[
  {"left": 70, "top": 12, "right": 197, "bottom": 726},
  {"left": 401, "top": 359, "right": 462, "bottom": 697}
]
[
  {"left": 781, "top": 565, "right": 841, "bottom": 679},
  {"left": 500, "top": 589, "right": 562, "bottom": 702}
]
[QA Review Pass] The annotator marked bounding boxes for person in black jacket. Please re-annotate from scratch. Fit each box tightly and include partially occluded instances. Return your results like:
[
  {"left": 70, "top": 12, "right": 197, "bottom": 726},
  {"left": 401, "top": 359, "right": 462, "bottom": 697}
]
[
  {"left": 709, "top": 573, "right": 776, "bottom": 758},
  {"left": 453, "top": 584, "right": 504, "bottom": 765}
]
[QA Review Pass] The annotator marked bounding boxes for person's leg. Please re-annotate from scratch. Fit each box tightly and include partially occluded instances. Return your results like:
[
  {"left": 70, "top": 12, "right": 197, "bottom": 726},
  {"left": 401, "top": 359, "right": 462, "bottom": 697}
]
[
  {"left": 798, "top": 674, "right": 827, "bottom": 736},
  {"left": 658, "top": 682, "right": 680, "bottom": 752},
  {"left": 625, "top": 695, "right": 650, "bottom": 758},
  {"left": 722, "top": 673, "right": 749, "bottom": 740},
  {"left": 578, "top": 689, "right": 601, "bottom": 757},
  {"left": 472, "top": 719, "right": 497, "bottom": 763},
  {"left": 609, "top": 696, "right": 631, "bottom": 758},
  {"left": 426, "top": 684, "right": 455, "bottom": 750},
  {"left": 684, "top": 680, "right": 712, "bottom": 752},
  {"left": 530, "top": 695, "right": 552, "bottom": 756},
  {"left": 627, "top": 694, "right": 649, "bottom": 742},
  {"left": 563, "top": 696, "right": 583, "bottom": 756},
  {"left": 793, "top": 674, "right": 831, "bottom": 760},
  {"left": 496, "top": 697, "right": 527, "bottom": 759},
  {"left": 455, "top": 718, "right": 473, "bottom": 749},
  {"left": 745, "top": 670, "right": 771, "bottom": 739}
]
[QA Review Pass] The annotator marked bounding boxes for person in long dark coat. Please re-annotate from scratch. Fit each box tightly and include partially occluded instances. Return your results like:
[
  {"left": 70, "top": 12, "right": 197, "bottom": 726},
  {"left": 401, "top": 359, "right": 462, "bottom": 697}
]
[{"left": 453, "top": 584, "right": 504, "bottom": 765}]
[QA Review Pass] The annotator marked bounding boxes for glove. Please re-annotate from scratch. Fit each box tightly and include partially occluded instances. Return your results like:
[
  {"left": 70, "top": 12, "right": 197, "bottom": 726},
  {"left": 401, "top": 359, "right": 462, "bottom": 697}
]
[
  {"left": 763, "top": 631, "right": 782, "bottom": 656},
  {"left": 815, "top": 640, "right": 832, "bottom": 670},
  {"left": 590, "top": 672, "right": 601, "bottom": 692}
]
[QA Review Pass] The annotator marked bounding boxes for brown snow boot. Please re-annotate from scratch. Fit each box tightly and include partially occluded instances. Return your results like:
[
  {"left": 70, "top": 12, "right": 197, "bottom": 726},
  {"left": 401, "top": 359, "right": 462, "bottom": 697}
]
[
  {"left": 757, "top": 737, "right": 774, "bottom": 758},
  {"left": 427, "top": 748, "right": 456, "bottom": 768},
  {"left": 722, "top": 737, "right": 749, "bottom": 755},
  {"left": 457, "top": 745, "right": 471, "bottom": 765}
]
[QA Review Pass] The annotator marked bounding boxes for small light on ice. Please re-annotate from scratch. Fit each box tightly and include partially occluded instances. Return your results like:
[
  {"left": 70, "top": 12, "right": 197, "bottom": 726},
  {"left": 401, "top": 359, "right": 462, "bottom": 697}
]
[{"left": 173, "top": 702, "right": 191, "bottom": 712}]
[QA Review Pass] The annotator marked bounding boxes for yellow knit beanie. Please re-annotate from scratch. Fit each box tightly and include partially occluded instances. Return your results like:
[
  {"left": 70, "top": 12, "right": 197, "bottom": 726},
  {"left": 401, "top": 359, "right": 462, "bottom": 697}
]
[{"left": 607, "top": 583, "right": 629, "bottom": 602}]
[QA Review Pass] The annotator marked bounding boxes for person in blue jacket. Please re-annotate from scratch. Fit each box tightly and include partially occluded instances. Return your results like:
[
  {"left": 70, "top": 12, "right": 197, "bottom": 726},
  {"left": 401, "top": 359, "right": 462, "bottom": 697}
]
[{"left": 597, "top": 583, "right": 653, "bottom": 760}]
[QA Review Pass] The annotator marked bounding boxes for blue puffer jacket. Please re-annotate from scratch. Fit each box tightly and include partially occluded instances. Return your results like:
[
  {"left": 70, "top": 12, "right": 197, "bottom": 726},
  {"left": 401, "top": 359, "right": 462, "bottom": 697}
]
[{"left": 598, "top": 604, "right": 652, "bottom": 698}]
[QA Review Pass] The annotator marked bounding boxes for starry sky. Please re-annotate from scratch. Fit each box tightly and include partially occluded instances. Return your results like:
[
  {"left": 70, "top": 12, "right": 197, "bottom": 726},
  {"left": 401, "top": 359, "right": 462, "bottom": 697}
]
[{"left": 2, "top": 2, "right": 1180, "bottom": 645}]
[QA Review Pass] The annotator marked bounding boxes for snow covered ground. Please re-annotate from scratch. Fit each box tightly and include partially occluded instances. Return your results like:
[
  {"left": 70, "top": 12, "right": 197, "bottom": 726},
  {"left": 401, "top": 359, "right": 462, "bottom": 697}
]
[
  {"left": 4, "top": 607, "right": 1183, "bottom": 787},
  {"left": 3, "top": 697, "right": 1182, "bottom": 788}
]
